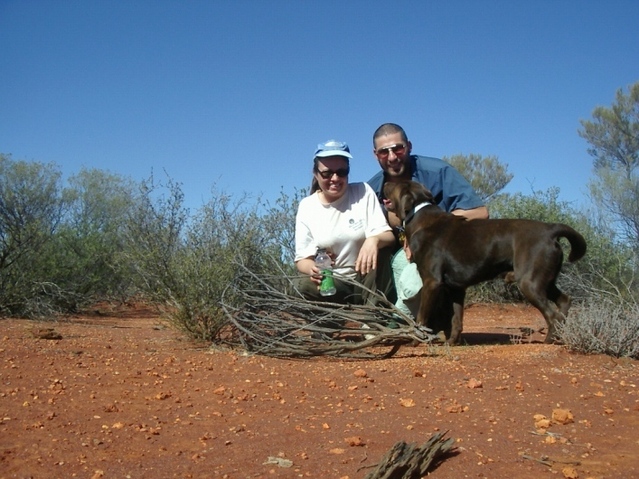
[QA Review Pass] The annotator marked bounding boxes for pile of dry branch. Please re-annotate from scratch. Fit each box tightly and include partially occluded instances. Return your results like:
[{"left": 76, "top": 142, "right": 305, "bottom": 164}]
[{"left": 221, "top": 268, "right": 436, "bottom": 359}]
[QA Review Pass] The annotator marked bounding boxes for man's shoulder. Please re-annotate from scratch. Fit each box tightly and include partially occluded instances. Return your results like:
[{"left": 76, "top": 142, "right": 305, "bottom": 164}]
[
  {"left": 367, "top": 170, "right": 384, "bottom": 185},
  {"left": 366, "top": 171, "right": 384, "bottom": 192},
  {"left": 412, "top": 154, "right": 449, "bottom": 173}
]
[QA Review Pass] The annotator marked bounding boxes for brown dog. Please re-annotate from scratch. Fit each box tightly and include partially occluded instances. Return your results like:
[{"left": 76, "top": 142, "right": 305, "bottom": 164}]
[{"left": 384, "top": 181, "right": 587, "bottom": 344}]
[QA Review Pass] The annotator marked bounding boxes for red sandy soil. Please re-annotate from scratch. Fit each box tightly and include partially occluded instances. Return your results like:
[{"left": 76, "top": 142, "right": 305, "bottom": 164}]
[{"left": 1, "top": 303, "right": 637, "bottom": 479}]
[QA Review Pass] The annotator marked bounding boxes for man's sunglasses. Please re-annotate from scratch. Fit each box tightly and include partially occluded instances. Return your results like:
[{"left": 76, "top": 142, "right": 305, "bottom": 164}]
[
  {"left": 316, "top": 167, "right": 350, "bottom": 179},
  {"left": 376, "top": 143, "right": 407, "bottom": 158}
]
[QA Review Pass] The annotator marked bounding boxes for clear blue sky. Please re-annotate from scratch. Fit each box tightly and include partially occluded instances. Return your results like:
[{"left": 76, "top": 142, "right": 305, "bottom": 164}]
[{"left": 2, "top": 1, "right": 638, "bottom": 212}]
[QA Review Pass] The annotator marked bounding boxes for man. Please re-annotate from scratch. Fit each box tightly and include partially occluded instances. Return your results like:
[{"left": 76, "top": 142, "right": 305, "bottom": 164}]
[{"left": 367, "top": 123, "right": 488, "bottom": 319}]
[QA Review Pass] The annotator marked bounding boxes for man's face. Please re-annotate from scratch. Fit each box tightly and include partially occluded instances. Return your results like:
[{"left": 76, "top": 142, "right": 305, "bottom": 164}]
[{"left": 373, "top": 132, "right": 411, "bottom": 178}]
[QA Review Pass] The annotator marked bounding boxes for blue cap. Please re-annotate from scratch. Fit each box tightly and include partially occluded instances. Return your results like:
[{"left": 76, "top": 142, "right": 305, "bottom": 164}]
[{"left": 314, "top": 140, "right": 353, "bottom": 159}]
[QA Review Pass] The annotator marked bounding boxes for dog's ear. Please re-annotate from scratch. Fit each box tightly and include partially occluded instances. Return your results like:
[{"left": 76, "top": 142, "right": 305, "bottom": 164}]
[
  {"left": 383, "top": 182, "right": 401, "bottom": 211},
  {"left": 384, "top": 181, "right": 434, "bottom": 220},
  {"left": 396, "top": 183, "right": 417, "bottom": 220},
  {"left": 408, "top": 181, "right": 435, "bottom": 204},
  {"left": 382, "top": 182, "right": 395, "bottom": 202}
]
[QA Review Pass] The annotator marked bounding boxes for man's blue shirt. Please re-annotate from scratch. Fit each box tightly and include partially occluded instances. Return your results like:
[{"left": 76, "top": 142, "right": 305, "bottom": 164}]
[{"left": 367, "top": 155, "right": 484, "bottom": 213}]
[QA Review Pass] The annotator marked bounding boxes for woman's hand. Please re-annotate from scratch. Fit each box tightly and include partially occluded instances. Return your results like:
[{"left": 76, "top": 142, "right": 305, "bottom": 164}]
[
  {"left": 309, "top": 264, "right": 322, "bottom": 285},
  {"left": 355, "top": 237, "right": 379, "bottom": 275},
  {"left": 297, "top": 253, "right": 335, "bottom": 285},
  {"left": 297, "top": 258, "right": 322, "bottom": 285},
  {"left": 356, "top": 230, "right": 396, "bottom": 274}
]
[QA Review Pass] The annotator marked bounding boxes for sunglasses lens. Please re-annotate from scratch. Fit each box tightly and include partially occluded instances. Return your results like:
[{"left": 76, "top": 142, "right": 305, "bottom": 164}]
[
  {"left": 392, "top": 144, "right": 405, "bottom": 154},
  {"left": 318, "top": 168, "right": 349, "bottom": 179},
  {"left": 377, "top": 144, "right": 405, "bottom": 157}
]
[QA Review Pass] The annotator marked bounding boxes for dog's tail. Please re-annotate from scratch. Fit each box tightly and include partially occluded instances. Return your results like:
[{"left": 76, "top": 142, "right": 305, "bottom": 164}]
[{"left": 554, "top": 224, "right": 587, "bottom": 262}]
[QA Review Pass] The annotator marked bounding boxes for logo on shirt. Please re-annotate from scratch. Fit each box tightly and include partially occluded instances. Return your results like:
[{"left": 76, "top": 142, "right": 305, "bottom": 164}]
[{"left": 348, "top": 218, "right": 364, "bottom": 231}]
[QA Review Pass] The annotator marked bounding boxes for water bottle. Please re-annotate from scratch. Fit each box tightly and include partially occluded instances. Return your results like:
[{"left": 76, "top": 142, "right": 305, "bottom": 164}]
[{"left": 315, "top": 248, "right": 336, "bottom": 296}]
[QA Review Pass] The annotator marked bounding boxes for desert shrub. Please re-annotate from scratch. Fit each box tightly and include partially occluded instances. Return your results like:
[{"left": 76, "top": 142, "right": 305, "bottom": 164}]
[
  {"left": 122, "top": 177, "right": 303, "bottom": 341},
  {"left": 59, "top": 168, "right": 140, "bottom": 302},
  {"left": 0, "top": 159, "right": 144, "bottom": 317},
  {"left": 559, "top": 297, "right": 639, "bottom": 359},
  {"left": 558, "top": 248, "right": 639, "bottom": 358},
  {"left": 34, "top": 168, "right": 140, "bottom": 312},
  {"left": 0, "top": 155, "right": 70, "bottom": 317},
  {"left": 464, "top": 277, "right": 524, "bottom": 305},
  {"left": 167, "top": 193, "right": 284, "bottom": 340},
  {"left": 259, "top": 186, "right": 307, "bottom": 269}
]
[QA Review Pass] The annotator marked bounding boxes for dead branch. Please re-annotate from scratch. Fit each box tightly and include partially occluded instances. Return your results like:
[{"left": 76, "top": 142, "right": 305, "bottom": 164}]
[
  {"left": 362, "top": 431, "right": 457, "bottom": 478},
  {"left": 220, "top": 262, "right": 436, "bottom": 359}
]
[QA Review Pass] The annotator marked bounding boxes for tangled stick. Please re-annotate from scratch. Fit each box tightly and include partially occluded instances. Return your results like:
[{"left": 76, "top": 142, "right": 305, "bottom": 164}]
[{"left": 220, "top": 264, "right": 436, "bottom": 359}]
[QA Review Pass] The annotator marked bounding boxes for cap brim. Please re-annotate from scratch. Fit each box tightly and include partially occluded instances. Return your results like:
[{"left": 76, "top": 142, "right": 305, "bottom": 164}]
[{"left": 315, "top": 150, "right": 353, "bottom": 159}]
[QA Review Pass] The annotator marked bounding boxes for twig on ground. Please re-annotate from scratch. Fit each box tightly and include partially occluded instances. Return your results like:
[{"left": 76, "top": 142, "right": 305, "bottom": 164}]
[
  {"left": 361, "top": 431, "right": 456, "bottom": 478},
  {"left": 521, "top": 454, "right": 581, "bottom": 467}
]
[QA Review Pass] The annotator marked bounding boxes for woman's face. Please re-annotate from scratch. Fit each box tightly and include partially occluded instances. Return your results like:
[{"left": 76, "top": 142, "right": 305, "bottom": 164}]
[{"left": 314, "top": 156, "right": 350, "bottom": 201}]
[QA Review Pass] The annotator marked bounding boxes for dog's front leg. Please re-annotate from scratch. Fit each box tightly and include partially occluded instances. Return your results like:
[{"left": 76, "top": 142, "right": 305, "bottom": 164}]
[
  {"left": 448, "top": 288, "right": 466, "bottom": 345},
  {"left": 415, "top": 278, "right": 440, "bottom": 328}
]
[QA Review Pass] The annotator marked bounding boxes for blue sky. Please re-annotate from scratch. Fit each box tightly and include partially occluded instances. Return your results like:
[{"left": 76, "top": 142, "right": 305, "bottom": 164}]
[{"left": 2, "top": 1, "right": 638, "bottom": 212}]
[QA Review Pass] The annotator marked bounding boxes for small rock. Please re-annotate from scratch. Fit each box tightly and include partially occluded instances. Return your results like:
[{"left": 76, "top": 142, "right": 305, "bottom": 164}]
[
  {"left": 561, "top": 466, "right": 579, "bottom": 478},
  {"left": 344, "top": 436, "right": 365, "bottom": 447},
  {"left": 467, "top": 378, "right": 483, "bottom": 389},
  {"left": 400, "top": 398, "right": 416, "bottom": 408},
  {"left": 30, "top": 328, "right": 63, "bottom": 340},
  {"left": 552, "top": 408, "right": 574, "bottom": 425}
]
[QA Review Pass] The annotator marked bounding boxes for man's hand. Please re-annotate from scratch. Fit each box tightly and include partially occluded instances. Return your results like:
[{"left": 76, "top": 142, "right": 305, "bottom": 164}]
[{"left": 404, "top": 242, "right": 413, "bottom": 262}]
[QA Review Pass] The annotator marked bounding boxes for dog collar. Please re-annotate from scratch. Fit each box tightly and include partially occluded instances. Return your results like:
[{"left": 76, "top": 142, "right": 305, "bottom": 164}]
[{"left": 403, "top": 201, "right": 431, "bottom": 227}]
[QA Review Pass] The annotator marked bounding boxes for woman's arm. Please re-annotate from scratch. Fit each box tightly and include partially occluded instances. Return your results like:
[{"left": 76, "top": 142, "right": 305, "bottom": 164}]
[{"left": 356, "top": 230, "right": 396, "bottom": 275}]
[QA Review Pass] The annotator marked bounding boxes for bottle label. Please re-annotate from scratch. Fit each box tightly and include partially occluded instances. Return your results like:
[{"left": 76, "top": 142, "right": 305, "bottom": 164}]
[{"left": 320, "top": 269, "right": 336, "bottom": 295}]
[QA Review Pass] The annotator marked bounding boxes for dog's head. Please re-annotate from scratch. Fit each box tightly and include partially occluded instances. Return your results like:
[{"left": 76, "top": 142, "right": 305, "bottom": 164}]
[{"left": 383, "top": 181, "right": 436, "bottom": 222}]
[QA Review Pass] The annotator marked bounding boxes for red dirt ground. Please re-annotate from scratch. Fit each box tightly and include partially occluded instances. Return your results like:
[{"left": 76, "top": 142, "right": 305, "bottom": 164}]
[{"left": 1, "top": 303, "right": 637, "bottom": 479}]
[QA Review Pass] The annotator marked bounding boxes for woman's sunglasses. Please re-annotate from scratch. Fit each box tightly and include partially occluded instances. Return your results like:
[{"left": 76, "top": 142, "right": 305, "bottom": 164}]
[{"left": 316, "top": 167, "right": 350, "bottom": 179}]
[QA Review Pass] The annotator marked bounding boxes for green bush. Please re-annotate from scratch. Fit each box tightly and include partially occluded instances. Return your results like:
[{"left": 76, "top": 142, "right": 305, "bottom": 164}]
[
  {"left": 0, "top": 155, "right": 68, "bottom": 316},
  {"left": 0, "top": 159, "right": 144, "bottom": 317}
]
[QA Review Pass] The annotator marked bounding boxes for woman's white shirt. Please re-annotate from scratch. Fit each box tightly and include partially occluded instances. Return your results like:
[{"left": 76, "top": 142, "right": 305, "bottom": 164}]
[{"left": 295, "top": 182, "right": 391, "bottom": 279}]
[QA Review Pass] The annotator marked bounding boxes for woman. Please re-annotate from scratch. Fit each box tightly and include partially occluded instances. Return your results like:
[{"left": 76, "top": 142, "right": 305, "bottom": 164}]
[{"left": 294, "top": 140, "right": 395, "bottom": 305}]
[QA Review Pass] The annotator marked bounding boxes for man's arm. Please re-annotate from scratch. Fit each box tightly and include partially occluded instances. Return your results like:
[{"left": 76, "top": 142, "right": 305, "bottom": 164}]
[
  {"left": 451, "top": 205, "right": 489, "bottom": 221},
  {"left": 386, "top": 204, "right": 488, "bottom": 224}
]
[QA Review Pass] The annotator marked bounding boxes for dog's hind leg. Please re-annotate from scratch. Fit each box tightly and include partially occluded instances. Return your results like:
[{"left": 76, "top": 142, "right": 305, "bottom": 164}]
[
  {"left": 518, "top": 277, "right": 564, "bottom": 343},
  {"left": 548, "top": 282, "right": 571, "bottom": 317}
]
